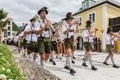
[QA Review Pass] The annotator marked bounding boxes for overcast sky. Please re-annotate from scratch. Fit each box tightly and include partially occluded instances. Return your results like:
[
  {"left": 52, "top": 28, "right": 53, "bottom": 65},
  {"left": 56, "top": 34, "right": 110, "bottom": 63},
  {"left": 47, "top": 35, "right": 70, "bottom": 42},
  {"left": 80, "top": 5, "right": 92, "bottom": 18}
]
[{"left": 0, "top": 0, "right": 120, "bottom": 26}]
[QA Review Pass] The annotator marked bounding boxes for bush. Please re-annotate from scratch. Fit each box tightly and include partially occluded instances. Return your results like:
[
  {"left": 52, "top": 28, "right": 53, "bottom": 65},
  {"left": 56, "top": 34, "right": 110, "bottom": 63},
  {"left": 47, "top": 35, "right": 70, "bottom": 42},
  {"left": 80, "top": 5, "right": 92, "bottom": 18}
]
[{"left": 0, "top": 44, "right": 26, "bottom": 80}]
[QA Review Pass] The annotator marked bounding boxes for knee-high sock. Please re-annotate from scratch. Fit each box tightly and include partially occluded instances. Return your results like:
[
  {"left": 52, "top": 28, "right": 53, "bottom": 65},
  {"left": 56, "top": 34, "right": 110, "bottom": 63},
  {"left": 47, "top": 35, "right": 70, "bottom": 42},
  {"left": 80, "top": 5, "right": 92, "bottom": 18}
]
[
  {"left": 51, "top": 53, "right": 55, "bottom": 62},
  {"left": 84, "top": 55, "right": 88, "bottom": 64},
  {"left": 111, "top": 57, "right": 115, "bottom": 65},
  {"left": 65, "top": 57, "right": 72, "bottom": 69},
  {"left": 88, "top": 56, "right": 93, "bottom": 66},
  {"left": 104, "top": 56, "right": 109, "bottom": 62},
  {"left": 41, "top": 60, "right": 45, "bottom": 68},
  {"left": 72, "top": 52, "right": 75, "bottom": 57}
]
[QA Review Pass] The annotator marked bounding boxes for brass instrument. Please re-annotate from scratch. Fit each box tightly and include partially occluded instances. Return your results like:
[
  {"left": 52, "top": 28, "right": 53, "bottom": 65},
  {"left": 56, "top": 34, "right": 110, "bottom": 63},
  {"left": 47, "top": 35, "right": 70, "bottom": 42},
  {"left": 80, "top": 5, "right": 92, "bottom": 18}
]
[
  {"left": 79, "top": 28, "right": 104, "bottom": 33},
  {"left": 95, "top": 28, "right": 104, "bottom": 33}
]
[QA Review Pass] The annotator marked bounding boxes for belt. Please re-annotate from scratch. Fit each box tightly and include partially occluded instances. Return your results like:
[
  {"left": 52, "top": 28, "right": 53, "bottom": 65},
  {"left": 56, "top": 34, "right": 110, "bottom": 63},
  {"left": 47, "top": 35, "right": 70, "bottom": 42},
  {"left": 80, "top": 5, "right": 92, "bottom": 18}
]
[
  {"left": 27, "top": 41, "right": 36, "bottom": 44},
  {"left": 38, "top": 37, "right": 50, "bottom": 39}
]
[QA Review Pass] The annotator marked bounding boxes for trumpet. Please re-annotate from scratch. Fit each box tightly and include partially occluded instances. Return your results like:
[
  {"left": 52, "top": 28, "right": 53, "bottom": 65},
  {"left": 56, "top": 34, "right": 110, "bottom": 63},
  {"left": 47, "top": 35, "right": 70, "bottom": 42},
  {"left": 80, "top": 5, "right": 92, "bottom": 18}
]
[
  {"left": 112, "top": 33, "right": 120, "bottom": 38},
  {"left": 95, "top": 28, "right": 104, "bottom": 33}
]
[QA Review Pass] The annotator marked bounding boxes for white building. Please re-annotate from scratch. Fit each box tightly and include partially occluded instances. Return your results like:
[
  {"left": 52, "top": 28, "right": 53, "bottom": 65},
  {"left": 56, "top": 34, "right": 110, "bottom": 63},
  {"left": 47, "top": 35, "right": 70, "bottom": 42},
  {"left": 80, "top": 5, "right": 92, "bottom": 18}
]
[{"left": 2, "top": 17, "right": 13, "bottom": 42}]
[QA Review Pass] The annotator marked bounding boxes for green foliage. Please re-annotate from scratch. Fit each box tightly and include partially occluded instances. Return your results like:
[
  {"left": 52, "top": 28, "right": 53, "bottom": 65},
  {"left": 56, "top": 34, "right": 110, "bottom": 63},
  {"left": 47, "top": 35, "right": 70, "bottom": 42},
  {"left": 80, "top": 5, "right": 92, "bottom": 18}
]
[
  {"left": 12, "top": 22, "right": 19, "bottom": 31},
  {"left": 0, "top": 44, "right": 26, "bottom": 80},
  {"left": 0, "top": 8, "right": 8, "bottom": 29},
  {"left": 0, "top": 8, "right": 8, "bottom": 20}
]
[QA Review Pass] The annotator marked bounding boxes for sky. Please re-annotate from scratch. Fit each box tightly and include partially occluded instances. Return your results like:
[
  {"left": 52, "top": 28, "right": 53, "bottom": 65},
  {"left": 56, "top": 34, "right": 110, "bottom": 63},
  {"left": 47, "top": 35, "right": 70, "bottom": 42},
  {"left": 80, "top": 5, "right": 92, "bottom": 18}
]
[{"left": 0, "top": 0, "right": 120, "bottom": 26}]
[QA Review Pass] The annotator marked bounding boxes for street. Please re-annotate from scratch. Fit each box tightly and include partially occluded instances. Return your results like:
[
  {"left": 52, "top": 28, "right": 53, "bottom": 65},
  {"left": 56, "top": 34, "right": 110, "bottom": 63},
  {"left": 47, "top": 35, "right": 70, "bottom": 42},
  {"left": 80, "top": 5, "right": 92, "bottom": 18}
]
[{"left": 38, "top": 50, "right": 120, "bottom": 80}]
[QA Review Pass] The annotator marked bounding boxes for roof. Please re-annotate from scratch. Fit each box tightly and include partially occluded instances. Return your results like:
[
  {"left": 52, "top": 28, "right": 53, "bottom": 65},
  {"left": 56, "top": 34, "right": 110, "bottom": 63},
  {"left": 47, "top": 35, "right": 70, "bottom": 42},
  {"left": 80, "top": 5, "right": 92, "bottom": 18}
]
[{"left": 73, "top": 0, "right": 120, "bottom": 16}]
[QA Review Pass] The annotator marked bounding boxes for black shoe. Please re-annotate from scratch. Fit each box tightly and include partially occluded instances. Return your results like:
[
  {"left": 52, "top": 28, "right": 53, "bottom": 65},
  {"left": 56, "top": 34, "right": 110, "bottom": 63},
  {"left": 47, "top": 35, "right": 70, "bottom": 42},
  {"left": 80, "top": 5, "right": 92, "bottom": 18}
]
[
  {"left": 64, "top": 66, "right": 70, "bottom": 70},
  {"left": 53, "top": 61, "right": 56, "bottom": 65},
  {"left": 113, "top": 64, "right": 119, "bottom": 68},
  {"left": 70, "top": 69, "right": 76, "bottom": 75},
  {"left": 103, "top": 62, "right": 109, "bottom": 65},
  {"left": 73, "top": 56, "right": 76, "bottom": 59},
  {"left": 49, "top": 59, "right": 53, "bottom": 62},
  {"left": 59, "top": 57, "right": 62, "bottom": 60},
  {"left": 82, "top": 58, "right": 85, "bottom": 60},
  {"left": 82, "top": 63, "right": 88, "bottom": 67},
  {"left": 72, "top": 60, "right": 75, "bottom": 64},
  {"left": 91, "top": 66, "right": 97, "bottom": 71}
]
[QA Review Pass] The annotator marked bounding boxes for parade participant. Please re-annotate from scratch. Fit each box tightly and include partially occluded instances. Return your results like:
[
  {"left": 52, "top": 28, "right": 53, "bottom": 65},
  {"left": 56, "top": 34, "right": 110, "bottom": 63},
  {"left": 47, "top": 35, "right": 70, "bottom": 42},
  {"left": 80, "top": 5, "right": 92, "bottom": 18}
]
[
  {"left": 56, "top": 25, "right": 63, "bottom": 59},
  {"left": 62, "top": 12, "right": 78, "bottom": 75},
  {"left": 24, "top": 18, "right": 38, "bottom": 61},
  {"left": 35, "top": 7, "right": 52, "bottom": 68},
  {"left": 18, "top": 31, "right": 24, "bottom": 55},
  {"left": 49, "top": 23, "right": 58, "bottom": 65},
  {"left": 82, "top": 20, "right": 97, "bottom": 71},
  {"left": 103, "top": 27, "right": 119, "bottom": 68},
  {"left": 13, "top": 32, "right": 19, "bottom": 53}
]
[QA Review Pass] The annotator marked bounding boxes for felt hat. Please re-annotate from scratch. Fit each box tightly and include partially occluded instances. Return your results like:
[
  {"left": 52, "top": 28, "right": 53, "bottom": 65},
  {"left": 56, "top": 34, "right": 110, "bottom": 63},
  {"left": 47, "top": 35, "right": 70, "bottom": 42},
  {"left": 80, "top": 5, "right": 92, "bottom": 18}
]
[
  {"left": 38, "top": 7, "right": 48, "bottom": 15},
  {"left": 86, "top": 20, "right": 92, "bottom": 27},
  {"left": 65, "top": 12, "right": 73, "bottom": 21}
]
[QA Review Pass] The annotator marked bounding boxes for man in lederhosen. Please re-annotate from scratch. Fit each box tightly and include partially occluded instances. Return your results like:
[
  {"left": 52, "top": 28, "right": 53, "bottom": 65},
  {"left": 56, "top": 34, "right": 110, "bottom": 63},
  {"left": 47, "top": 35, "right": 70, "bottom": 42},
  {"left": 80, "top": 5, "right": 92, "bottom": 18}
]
[
  {"left": 103, "top": 27, "right": 119, "bottom": 68},
  {"left": 35, "top": 7, "right": 51, "bottom": 68},
  {"left": 82, "top": 20, "right": 97, "bottom": 71},
  {"left": 62, "top": 12, "right": 78, "bottom": 75},
  {"left": 49, "top": 23, "right": 58, "bottom": 65},
  {"left": 24, "top": 18, "right": 38, "bottom": 61}
]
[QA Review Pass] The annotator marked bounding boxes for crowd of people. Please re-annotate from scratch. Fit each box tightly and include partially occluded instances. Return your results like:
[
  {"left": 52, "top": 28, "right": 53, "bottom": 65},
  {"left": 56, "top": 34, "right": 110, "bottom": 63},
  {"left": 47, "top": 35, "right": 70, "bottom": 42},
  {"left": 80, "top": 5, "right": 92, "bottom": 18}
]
[{"left": 12, "top": 7, "right": 119, "bottom": 75}]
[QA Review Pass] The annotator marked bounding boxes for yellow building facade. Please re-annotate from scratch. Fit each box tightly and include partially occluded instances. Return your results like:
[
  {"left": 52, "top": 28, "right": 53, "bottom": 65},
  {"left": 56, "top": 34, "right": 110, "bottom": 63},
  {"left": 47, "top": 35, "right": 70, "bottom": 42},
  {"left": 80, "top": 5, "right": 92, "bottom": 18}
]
[{"left": 72, "top": 0, "right": 120, "bottom": 51}]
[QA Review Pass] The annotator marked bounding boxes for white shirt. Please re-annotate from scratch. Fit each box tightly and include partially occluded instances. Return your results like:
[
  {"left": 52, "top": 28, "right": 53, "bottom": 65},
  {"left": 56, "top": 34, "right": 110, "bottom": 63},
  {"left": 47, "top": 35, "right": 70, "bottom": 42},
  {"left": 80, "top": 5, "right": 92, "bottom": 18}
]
[
  {"left": 105, "top": 34, "right": 117, "bottom": 45},
  {"left": 24, "top": 24, "right": 38, "bottom": 42},
  {"left": 62, "top": 23, "right": 76, "bottom": 39},
  {"left": 82, "top": 29, "right": 94, "bottom": 42},
  {"left": 14, "top": 36, "right": 19, "bottom": 42},
  {"left": 35, "top": 18, "right": 52, "bottom": 38}
]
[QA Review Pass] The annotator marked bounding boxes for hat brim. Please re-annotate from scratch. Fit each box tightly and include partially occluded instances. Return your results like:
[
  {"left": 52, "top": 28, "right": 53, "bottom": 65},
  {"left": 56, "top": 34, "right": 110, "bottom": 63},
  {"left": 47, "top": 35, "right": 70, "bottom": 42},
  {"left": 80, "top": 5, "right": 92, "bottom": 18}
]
[
  {"left": 65, "top": 17, "right": 73, "bottom": 21},
  {"left": 38, "top": 10, "right": 48, "bottom": 15},
  {"left": 30, "top": 19, "right": 36, "bottom": 22}
]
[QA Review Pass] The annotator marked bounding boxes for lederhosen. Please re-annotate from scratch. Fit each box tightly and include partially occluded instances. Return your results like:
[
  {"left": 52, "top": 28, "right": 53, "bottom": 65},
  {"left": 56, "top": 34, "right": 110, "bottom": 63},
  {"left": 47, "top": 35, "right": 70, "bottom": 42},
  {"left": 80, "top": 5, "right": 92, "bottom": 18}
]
[
  {"left": 51, "top": 34, "right": 57, "bottom": 52},
  {"left": 83, "top": 30, "right": 93, "bottom": 52},
  {"left": 64, "top": 25, "right": 74, "bottom": 50},
  {"left": 106, "top": 36, "right": 114, "bottom": 54},
  {"left": 56, "top": 38, "right": 63, "bottom": 54},
  {"left": 27, "top": 25, "right": 38, "bottom": 54},
  {"left": 37, "top": 20, "right": 51, "bottom": 54}
]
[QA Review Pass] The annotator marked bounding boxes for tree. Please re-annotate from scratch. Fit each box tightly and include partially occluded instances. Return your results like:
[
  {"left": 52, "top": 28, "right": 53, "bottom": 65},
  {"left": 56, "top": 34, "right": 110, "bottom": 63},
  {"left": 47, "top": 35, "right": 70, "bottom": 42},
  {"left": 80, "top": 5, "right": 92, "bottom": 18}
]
[
  {"left": 12, "top": 22, "right": 19, "bottom": 31},
  {"left": 0, "top": 8, "right": 8, "bottom": 29}
]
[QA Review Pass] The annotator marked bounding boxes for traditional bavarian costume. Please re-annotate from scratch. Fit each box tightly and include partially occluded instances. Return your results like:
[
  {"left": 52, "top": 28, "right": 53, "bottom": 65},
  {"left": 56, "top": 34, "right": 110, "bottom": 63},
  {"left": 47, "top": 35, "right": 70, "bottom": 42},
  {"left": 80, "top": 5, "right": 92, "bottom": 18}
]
[
  {"left": 103, "top": 27, "right": 119, "bottom": 68},
  {"left": 36, "top": 7, "right": 52, "bottom": 68},
  {"left": 24, "top": 21, "right": 38, "bottom": 55},
  {"left": 62, "top": 12, "right": 76, "bottom": 75},
  {"left": 82, "top": 20, "right": 97, "bottom": 70},
  {"left": 36, "top": 18, "right": 51, "bottom": 55}
]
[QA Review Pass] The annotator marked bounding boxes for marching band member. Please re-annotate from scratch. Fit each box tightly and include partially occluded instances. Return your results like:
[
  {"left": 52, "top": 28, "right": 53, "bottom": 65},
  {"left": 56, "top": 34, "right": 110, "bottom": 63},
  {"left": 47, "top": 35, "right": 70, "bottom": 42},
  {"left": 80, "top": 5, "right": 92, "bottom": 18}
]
[
  {"left": 103, "top": 27, "right": 119, "bottom": 68},
  {"left": 62, "top": 12, "right": 78, "bottom": 75},
  {"left": 35, "top": 7, "right": 52, "bottom": 68},
  {"left": 82, "top": 20, "right": 97, "bottom": 71},
  {"left": 49, "top": 23, "right": 58, "bottom": 65},
  {"left": 56, "top": 25, "right": 63, "bottom": 59},
  {"left": 24, "top": 18, "right": 38, "bottom": 61}
]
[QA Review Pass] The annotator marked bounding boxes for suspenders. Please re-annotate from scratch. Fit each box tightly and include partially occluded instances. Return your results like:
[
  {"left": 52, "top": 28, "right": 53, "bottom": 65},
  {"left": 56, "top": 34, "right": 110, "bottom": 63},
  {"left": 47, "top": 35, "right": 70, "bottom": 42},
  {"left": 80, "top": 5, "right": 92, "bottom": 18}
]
[
  {"left": 65, "top": 25, "right": 74, "bottom": 38},
  {"left": 38, "top": 20, "right": 51, "bottom": 39}
]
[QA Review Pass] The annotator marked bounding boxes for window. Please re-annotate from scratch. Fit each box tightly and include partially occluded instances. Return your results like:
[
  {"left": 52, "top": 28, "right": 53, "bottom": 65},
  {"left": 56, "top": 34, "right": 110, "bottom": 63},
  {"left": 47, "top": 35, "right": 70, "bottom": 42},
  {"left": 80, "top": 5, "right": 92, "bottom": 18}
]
[
  {"left": 8, "top": 21, "right": 10, "bottom": 25},
  {"left": 8, "top": 32, "right": 10, "bottom": 36},
  {"left": 88, "top": 12, "right": 96, "bottom": 23},
  {"left": 4, "top": 32, "right": 7, "bottom": 37},
  {"left": 82, "top": 1, "right": 89, "bottom": 9},
  {"left": 8, "top": 26, "right": 11, "bottom": 30}
]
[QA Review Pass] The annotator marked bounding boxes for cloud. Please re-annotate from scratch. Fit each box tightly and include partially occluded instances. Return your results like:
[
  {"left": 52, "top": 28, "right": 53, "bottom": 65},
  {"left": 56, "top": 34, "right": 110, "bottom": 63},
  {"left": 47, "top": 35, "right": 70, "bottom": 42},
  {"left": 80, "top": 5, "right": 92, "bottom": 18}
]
[{"left": 0, "top": 0, "right": 119, "bottom": 26}]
